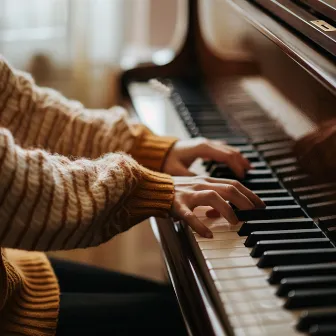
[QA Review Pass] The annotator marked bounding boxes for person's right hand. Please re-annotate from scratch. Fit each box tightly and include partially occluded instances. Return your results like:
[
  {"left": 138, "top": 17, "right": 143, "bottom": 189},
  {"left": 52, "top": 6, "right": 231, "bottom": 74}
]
[{"left": 170, "top": 176, "right": 265, "bottom": 238}]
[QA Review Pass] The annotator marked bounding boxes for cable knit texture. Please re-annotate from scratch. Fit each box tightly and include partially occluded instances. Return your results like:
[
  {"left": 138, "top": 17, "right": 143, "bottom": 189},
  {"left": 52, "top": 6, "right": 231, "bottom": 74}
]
[{"left": 0, "top": 56, "right": 177, "bottom": 336}]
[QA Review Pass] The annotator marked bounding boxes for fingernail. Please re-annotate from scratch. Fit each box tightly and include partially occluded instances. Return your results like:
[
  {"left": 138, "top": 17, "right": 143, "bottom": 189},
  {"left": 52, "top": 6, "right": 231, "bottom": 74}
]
[{"left": 205, "top": 231, "right": 213, "bottom": 239}]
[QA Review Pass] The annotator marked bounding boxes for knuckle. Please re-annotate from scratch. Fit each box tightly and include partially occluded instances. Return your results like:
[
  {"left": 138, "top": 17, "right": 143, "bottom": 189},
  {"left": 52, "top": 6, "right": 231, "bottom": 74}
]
[
  {"left": 207, "top": 190, "right": 218, "bottom": 199},
  {"left": 231, "top": 180, "right": 242, "bottom": 188},
  {"left": 225, "top": 185, "right": 237, "bottom": 195}
]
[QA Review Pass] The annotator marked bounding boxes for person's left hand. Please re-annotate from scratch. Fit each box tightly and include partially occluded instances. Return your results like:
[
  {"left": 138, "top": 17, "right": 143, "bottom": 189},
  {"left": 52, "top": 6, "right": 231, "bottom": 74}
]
[{"left": 163, "top": 137, "right": 251, "bottom": 179}]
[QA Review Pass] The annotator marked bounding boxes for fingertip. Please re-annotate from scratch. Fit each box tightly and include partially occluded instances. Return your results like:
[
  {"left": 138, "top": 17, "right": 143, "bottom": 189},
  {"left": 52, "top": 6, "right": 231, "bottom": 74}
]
[{"left": 205, "top": 230, "right": 213, "bottom": 239}]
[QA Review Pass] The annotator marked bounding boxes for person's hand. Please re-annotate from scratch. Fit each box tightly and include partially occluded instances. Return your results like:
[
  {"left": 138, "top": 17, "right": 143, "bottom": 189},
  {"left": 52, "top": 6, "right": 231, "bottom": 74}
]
[
  {"left": 170, "top": 176, "right": 265, "bottom": 238},
  {"left": 293, "top": 121, "right": 336, "bottom": 181},
  {"left": 163, "top": 138, "right": 251, "bottom": 179}
]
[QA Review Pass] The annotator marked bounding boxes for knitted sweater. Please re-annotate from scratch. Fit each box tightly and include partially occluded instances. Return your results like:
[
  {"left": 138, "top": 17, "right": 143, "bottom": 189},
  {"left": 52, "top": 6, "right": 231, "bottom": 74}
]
[{"left": 0, "top": 56, "right": 178, "bottom": 336}]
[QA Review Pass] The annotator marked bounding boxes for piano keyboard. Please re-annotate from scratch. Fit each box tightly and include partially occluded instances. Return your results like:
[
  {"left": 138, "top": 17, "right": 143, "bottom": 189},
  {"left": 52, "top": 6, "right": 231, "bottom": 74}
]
[{"left": 128, "top": 78, "right": 336, "bottom": 336}]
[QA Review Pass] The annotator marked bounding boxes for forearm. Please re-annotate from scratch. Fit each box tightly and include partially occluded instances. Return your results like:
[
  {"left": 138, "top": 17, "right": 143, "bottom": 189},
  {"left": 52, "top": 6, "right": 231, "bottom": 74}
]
[
  {"left": 0, "top": 57, "right": 178, "bottom": 170},
  {"left": 0, "top": 128, "right": 174, "bottom": 251}
]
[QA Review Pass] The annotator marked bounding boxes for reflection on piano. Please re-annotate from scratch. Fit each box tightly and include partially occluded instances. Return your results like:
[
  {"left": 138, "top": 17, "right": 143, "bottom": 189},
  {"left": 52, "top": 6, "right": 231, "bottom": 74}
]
[{"left": 120, "top": 0, "right": 336, "bottom": 335}]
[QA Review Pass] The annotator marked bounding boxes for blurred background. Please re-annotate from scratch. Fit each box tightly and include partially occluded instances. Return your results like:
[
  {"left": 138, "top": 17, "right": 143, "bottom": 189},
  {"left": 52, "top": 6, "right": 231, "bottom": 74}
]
[{"left": 0, "top": 0, "right": 186, "bottom": 282}]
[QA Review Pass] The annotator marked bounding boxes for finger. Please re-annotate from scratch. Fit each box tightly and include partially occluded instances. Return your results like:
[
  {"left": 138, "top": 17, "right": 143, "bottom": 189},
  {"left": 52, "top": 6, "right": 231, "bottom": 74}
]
[
  {"left": 206, "top": 209, "right": 221, "bottom": 218},
  {"left": 229, "top": 180, "right": 266, "bottom": 208},
  {"left": 197, "top": 143, "right": 249, "bottom": 178},
  {"left": 205, "top": 178, "right": 265, "bottom": 208},
  {"left": 216, "top": 144, "right": 252, "bottom": 170},
  {"left": 178, "top": 205, "right": 213, "bottom": 238},
  {"left": 192, "top": 191, "right": 239, "bottom": 224},
  {"left": 215, "top": 150, "right": 247, "bottom": 179},
  {"left": 217, "top": 184, "right": 255, "bottom": 210},
  {"left": 194, "top": 183, "right": 254, "bottom": 210}
]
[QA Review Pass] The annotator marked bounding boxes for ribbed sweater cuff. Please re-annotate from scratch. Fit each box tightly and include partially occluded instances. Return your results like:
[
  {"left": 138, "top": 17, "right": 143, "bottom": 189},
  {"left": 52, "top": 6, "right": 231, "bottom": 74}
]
[
  {"left": 130, "top": 132, "right": 178, "bottom": 172},
  {"left": 127, "top": 167, "right": 174, "bottom": 223}
]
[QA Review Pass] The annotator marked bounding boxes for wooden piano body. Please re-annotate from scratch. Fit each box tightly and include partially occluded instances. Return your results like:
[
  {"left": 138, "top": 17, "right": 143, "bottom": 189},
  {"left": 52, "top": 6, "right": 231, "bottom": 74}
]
[{"left": 120, "top": 1, "right": 336, "bottom": 335}]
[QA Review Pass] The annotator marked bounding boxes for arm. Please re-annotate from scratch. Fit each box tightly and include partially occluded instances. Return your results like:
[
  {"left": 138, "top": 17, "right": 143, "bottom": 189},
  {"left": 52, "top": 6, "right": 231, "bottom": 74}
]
[
  {"left": 0, "top": 56, "right": 178, "bottom": 171},
  {"left": 0, "top": 127, "right": 174, "bottom": 251}
]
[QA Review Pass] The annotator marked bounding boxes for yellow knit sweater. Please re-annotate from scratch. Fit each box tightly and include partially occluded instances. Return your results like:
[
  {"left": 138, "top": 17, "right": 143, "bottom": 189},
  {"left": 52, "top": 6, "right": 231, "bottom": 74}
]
[{"left": 0, "top": 56, "right": 178, "bottom": 336}]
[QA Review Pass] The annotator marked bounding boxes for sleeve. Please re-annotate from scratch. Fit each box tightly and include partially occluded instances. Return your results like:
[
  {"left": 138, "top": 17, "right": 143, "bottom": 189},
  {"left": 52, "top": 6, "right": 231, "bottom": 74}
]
[
  {"left": 0, "top": 56, "right": 178, "bottom": 172},
  {"left": 0, "top": 127, "right": 174, "bottom": 251}
]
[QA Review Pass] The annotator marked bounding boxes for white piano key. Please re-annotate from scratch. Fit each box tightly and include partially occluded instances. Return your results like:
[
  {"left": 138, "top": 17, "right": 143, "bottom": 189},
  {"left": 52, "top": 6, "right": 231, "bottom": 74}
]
[
  {"left": 234, "top": 323, "right": 298, "bottom": 336},
  {"left": 195, "top": 232, "right": 244, "bottom": 242},
  {"left": 198, "top": 239, "right": 245, "bottom": 250},
  {"left": 206, "top": 256, "right": 257, "bottom": 269},
  {"left": 220, "top": 287, "right": 275, "bottom": 303},
  {"left": 203, "top": 247, "right": 251, "bottom": 259},
  {"left": 225, "top": 299, "right": 283, "bottom": 315},
  {"left": 210, "top": 266, "right": 269, "bottom": 281},
  {"left": 215, "top": 276, "right": 268, "bottom": 292},
  {"left": 194, "top": 216, "right": 242, "bottom": 232},
  {"left": 230, "top": 310, "right": 297, "bottom": 328}
]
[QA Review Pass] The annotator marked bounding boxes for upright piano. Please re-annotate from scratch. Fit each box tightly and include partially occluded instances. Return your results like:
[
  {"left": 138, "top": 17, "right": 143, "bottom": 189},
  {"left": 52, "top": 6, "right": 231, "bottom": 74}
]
[{"left": 120, "top": 0, "right": 336, "bottom": 335}]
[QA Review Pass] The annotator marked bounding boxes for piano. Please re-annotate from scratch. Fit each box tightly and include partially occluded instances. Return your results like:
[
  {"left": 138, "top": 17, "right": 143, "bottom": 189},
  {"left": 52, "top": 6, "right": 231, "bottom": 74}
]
[{"left": 120, "top": 0, "right": 336, "bottom": 335}]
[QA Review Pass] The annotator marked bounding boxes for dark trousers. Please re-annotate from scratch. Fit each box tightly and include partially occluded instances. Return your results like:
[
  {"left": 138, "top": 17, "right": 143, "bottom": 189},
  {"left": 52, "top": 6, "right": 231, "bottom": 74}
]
[{"left": 51, "top": 258, "right": 188, "bottom": 336}]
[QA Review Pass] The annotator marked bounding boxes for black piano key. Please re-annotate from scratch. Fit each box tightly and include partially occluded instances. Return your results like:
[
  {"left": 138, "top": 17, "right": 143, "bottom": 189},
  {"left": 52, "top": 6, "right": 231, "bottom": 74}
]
[
  {"left": 292, "top": 183, "right": 336, "bottom": 197},
  {"left": 241, "top": 122, "right": 278, "bottom": 131},
  {"left": 269, "top": 157, "right": 297, "bottom": 168},
  {"left": 251, "top": 238, "right": 331, "bottom": 258},
  {"left": 238, "top": 218, "right": 315, "bottom": 236},
  {"left": 193, "top": 120, "right": 229, "bottom": 127},
  {"left": 235, "top": 145, "right": 255, "bottom": 152},
  {"left": 197, "top": 126, "right": 243, "bottom": 136},
  {"left": 242, "top": 152, "right": 260, "bottom": 162},
  {"left": 276, "top": 165, "right": 302, "bottom": 178},
  {"left": 318, "top": 215, "right": 336, "bottom": 230},
  {"left": 221, "top": 137, "right": 249, "bottom": 146},
  {"left": 269, "top": 263, "right": 336, "bottom": 284},
  {"left": 245, "top": 228, "right": 323, "bottom": 247},
  {"left": 254, "top": 189, "right": 290, "bottom": 197},
  {"left": 285, "top": 288, "right": 336, "bottom": 309},
  {"left": 252, "top": 134, "right": 291, "bottom": 145},
  {"left": 310, "top": 324, "right": 336, "bottom": 336},
  {"left": 205, "top": 160, "right": 217, "bottom": 172},
  {"left": 297, "top": 311, "right": 336, "bottom": 332},
  {"left": 262, "top": 148, "right": 294, "bottom": 160},
  {"left": 250, "top": 161, "right": 268, "bottom": 169},
  {"left": 205, "top": 132, "right": 244, "bottom": 139},
  {"left": 261, "top": 196, "right": 296, "bottom": 206},
  {"left": 306, "top": 201, "right": 336, "bottom": 218},
  {"left": 235, "top": 205, "right": 304, "bottom": 221},
  {"left": 213, "top": 169, "right": 273, "bottom": 180},
  {"left": 277, "top": 275, "right": 336, "bottom": 297},
  {"left": 300, "top": 191, "right": 336, "bottom": 205},
  {"left": 243, "top": 178, "right": 281, "bottom": 190},
  {"left": 257, "top": 140, "right": 294, "bottom": 152},
  {"left": 221, "top": 169, "right": 273, "bottom": 180},
  {"left": 190, "top": 114, "right": 223, "bottom": 121},
  {"left": 283, "top": 174, "right": 314, "bottom": 189},
  {"left": 258, "top": 248, "right": 336, "bottom": 268}
]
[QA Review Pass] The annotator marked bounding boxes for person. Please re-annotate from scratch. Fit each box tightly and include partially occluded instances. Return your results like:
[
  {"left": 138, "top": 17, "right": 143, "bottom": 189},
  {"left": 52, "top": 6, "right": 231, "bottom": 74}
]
[{"left": 0, "top": 55, "right": 265, "bottom": 336}]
